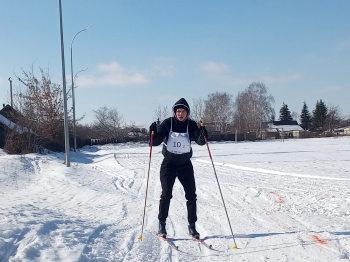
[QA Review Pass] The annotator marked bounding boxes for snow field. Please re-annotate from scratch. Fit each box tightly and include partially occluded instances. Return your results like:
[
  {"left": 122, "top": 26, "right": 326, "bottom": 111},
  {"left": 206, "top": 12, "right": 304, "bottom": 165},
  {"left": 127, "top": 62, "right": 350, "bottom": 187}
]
[{"left": 0, "top": 137, "right": 350, "bottom": 261}]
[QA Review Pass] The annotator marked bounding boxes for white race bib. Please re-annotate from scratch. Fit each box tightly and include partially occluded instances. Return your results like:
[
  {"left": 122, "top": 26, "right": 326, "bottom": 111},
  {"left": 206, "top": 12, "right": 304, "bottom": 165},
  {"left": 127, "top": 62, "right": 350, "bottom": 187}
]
[
  {"left": 166, "top": 118, "right": 191, "bottom": 154},
  {"left": 167, "top": 131, "right": 191, "bottom": 154}
]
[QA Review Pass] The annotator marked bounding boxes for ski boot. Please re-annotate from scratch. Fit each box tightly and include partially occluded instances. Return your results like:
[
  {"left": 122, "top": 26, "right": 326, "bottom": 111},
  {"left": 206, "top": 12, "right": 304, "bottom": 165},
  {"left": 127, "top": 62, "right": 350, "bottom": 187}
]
[
  {"left": 188, "top": 223, "right": 200, "bottom": 239},
  {"left": 158, "top": 221, "right": 167, "bottom": 238}
]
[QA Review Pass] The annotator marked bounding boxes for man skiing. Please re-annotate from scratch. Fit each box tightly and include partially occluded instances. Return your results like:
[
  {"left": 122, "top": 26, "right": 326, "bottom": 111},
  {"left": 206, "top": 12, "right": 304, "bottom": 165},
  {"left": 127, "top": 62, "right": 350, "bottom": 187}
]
[{"left": 149, "top": 98, "right": 208, "bottom": 239}]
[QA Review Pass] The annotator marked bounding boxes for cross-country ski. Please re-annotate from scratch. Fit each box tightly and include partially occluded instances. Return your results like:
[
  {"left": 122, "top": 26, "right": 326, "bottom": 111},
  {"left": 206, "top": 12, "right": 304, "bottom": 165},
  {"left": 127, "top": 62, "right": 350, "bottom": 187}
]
[
  {"left": 192, "top": 238, "right": 213, "bottom": 249},
  {"left": 158, "top": 235, "right": 179, "bottom": 250}
]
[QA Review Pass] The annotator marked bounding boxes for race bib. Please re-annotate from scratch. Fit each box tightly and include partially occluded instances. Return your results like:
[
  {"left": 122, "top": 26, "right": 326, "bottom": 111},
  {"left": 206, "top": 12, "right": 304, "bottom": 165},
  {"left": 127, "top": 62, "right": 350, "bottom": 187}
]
[{"left": 167, "top": 131, "right": 191, "bottom": 154}]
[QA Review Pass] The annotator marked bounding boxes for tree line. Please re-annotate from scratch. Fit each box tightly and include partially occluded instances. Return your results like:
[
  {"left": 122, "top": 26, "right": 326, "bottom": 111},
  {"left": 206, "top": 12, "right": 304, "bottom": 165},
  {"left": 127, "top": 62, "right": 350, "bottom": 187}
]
[
  {"left": 279, "top": 100, "right": 344, "bottom": 133},
  {"left": 189, "top": 84, "right": 346, "bottom": 136},
  {"left": 3, "top": 67, "right": 349, "bottom": 153}
]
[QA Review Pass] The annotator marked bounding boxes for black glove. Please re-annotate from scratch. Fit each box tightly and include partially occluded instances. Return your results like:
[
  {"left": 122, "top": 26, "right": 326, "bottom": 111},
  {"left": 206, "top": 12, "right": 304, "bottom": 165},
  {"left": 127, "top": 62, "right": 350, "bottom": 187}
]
[
  {"left": 199, "top": 126, "right": 208, "bottom": 139},
  {"left": 149, "top": 122, "right": 157, "bottom": 137}
]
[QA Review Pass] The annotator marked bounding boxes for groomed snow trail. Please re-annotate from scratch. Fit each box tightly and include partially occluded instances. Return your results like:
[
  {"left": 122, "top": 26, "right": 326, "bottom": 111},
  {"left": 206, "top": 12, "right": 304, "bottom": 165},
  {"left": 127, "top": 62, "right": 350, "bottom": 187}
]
[{"left": 1, "top": 137, "right": 350, "bottom": 261}]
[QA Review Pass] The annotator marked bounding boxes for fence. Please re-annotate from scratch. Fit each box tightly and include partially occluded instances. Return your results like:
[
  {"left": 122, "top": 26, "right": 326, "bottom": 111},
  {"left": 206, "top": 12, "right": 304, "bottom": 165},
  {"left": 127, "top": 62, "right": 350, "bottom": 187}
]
[{"left": 76, "top": 135, "right": 149, "bottom": 148}]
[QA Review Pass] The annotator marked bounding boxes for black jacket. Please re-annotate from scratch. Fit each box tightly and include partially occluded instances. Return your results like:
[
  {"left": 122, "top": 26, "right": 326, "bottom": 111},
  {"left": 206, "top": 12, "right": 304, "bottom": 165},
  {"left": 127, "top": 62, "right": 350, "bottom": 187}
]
[{"left": 152, "top": 117, "right": 205, "bottom": 165}]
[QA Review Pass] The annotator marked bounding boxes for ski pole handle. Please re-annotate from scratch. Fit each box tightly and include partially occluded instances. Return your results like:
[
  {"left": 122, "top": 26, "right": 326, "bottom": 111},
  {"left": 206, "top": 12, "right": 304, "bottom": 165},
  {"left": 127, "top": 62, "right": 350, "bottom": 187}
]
[
  {"left": 200, "top": 121, "right": 211, "bottom": 145},
  {"left": 149, "top": 131, "right": 154, "bottom": 156}
]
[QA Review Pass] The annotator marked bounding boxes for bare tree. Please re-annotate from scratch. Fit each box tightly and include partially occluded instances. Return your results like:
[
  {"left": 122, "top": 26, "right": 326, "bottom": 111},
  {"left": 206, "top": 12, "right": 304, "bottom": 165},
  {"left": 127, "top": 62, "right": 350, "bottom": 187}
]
[
  {"left": 203, "top": 92, "right": 233, "bottom": 133},
  {"left": 191, "top": 98, "right": 204, "bottom": 123},
  {"left": 6, "top": 67, "right": 67, "bottom": 153},
  {"left": 76, "top": 123, "right": 101, "bottom": 139},
  {"left": 154, "top": 105, "right": 170, "bottom": 123},
  {"left": 93, "top": 106, "right": 125, "bottom": 139},
  {"left": 326, "top": 103, "right": 343, "bottom": 132},
  {"left": 233, "top": 82, "right": 275, "bottom": 133}
]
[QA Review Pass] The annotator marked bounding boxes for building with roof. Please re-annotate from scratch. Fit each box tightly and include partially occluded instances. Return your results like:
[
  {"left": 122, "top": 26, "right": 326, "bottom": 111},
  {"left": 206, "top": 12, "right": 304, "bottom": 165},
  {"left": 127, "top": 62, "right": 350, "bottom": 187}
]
[
  {"left": 0, "top": 105, "right": 20, "bottom": 148},
  {"left": 261, "top": 120, "right": 316, "bottom": 139}
]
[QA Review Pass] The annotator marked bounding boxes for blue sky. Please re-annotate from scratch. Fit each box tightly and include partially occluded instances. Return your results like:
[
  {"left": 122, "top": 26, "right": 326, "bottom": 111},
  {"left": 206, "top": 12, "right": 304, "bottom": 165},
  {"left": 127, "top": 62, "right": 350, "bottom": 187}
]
[{"left": 0, "top": 1, "right": 349, "bottom": 127}]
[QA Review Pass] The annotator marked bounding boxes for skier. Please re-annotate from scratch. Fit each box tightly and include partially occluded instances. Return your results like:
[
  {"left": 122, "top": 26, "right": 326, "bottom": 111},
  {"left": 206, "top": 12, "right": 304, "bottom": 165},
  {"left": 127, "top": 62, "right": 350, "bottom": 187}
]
[{"left": 149, "top": 98, "right": 208, "bottom": 239}]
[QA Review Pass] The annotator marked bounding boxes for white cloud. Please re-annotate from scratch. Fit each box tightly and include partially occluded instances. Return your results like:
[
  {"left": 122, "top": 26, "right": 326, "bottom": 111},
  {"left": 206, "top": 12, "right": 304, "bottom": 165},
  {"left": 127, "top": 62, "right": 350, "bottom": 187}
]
[
  {"left": 97, "top": 62, "right": 124, "bottom": 73},
  {"left": 75, "top": 60, "right": 176, "bottom": 88},
  {"left": 152, "top": 65, "right": 175, "bottom": 77},
  {"left": 77, "top": 62, "right": 149, "bottom": 87},
  {"left": 199, "top": 61, "right": 229, "bottom": 73}
]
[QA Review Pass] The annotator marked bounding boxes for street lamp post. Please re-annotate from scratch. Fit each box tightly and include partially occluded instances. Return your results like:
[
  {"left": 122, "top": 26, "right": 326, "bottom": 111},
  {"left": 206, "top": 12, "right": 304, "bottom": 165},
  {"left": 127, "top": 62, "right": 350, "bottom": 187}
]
[
  {"left": 58, "top": 0, "right": 70, "bottom": 167},
  {"left": 74, "top": 68, "right": 88, "bottom": 81},
  {"left": 71, "top": 67, "right": 87, "bottom": 149},
  {"left": 71, "top": 25, "right": 91, "bottom": 152}
]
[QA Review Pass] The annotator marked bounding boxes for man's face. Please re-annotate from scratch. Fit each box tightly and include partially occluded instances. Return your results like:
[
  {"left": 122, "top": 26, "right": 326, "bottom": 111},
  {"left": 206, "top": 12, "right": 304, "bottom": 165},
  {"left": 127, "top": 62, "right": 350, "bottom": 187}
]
[{"left": 175, "top": 108, "right": 187, "bottom": 121}]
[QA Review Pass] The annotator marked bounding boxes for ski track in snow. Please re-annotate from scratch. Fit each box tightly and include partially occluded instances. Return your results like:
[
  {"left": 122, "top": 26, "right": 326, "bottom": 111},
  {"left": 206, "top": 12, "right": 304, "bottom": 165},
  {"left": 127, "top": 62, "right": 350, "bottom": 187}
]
[{"left": 1, "top": 138, "right": 350, "bottom": 261}]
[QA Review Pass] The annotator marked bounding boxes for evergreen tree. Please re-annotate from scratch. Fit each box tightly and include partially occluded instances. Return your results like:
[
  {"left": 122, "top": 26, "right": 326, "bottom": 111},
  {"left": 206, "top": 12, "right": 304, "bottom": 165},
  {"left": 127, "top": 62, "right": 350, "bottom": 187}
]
[
  {"left": 300, "top": 101, "right": 312, "bottom": 130},
  {"left": 279, "top": 102, "right": 293, "bottom": 121},
  {"left": 312, "top": 100, "right": 328, "bottom": 131}
]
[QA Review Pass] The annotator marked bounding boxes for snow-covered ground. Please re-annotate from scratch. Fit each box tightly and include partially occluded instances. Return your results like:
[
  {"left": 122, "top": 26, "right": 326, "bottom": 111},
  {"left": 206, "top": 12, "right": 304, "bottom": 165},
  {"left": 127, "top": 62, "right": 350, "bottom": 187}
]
[{"left": 1, "top": 137, "right": 350, "bottom": 262}]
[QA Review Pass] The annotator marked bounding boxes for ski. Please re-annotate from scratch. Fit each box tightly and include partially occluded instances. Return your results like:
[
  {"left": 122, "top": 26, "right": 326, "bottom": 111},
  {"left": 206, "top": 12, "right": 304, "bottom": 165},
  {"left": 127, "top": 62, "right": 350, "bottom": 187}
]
[
  {"left": 158, "top": 235, "right": 179, "bottom": 250},
  {"left": 192, "top": 237, "right": 212, "bottom": 249}
]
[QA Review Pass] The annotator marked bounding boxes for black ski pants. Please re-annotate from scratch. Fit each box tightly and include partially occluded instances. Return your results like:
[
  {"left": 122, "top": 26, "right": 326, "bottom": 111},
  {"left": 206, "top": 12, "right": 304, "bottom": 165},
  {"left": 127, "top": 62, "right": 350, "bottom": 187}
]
[{"left": 158, "top": 159, "right": 197, "bottom": 224}]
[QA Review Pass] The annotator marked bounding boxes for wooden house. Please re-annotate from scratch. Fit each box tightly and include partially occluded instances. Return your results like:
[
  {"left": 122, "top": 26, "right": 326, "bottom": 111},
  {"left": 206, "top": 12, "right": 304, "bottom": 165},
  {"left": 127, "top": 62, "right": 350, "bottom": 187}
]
[{"left": 261, "top": 120, "right": 315, "bottom": 139}]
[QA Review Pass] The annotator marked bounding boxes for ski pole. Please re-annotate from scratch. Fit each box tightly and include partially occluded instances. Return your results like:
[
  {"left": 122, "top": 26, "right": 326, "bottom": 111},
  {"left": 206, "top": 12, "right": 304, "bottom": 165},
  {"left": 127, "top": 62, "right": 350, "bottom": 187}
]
[
  {"left": 200, "top": 122, "right": 238, "bottom": 249},
  {"left": 138, "top": 130, "right": 154, "bottom": 241}
]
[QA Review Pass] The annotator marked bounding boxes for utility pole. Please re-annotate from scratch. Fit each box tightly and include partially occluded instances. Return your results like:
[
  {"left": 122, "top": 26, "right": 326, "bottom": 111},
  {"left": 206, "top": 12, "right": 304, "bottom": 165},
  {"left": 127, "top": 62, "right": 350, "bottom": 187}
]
[
  {"left": 71, "top": 25, "right": 90, "bottom": 152},
  {"left": 8, "top": 77, "right": 13, "bottom": 107},
  {"left": 58, "top": 0, "right": 70, "bottom": 167}
]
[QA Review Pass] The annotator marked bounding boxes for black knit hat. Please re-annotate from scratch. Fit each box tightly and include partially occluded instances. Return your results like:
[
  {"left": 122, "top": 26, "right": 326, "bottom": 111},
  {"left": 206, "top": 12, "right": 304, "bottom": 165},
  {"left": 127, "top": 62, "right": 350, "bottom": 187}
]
[{"left": 172, "top": 98, "right": 190, "bottom": 116}]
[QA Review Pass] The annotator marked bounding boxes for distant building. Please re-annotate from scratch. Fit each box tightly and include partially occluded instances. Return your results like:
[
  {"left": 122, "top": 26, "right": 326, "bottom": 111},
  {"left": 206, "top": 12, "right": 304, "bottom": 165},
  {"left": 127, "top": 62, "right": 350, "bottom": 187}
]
[
  {"left": 0, "top": 118, "right": 6, "bottom": 148},
  {"left": 335, "top": 127, "right": 350, "bottom": 136},
  {"left": 0, "top": 105, "right": 23, "bottom": 148},
  {"left": 126, "top": 127, "right": 148, "bottom": 138},
  {"left": 261, "top": 120, "right": 316, "bottom": 139},
  {"left": 0, "top": 104, "right": 21, "bottom": 123}
]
